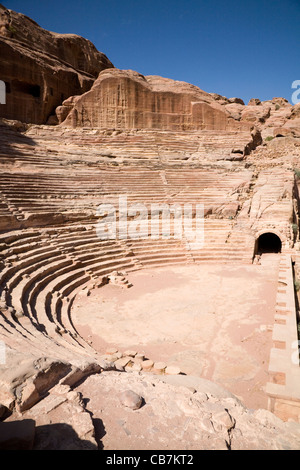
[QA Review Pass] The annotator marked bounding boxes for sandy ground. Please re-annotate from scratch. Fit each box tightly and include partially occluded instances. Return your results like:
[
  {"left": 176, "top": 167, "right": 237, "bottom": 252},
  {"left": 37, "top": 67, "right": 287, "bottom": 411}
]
[{"left": 72, "top": 256, "right": 279, "bottom": 410}]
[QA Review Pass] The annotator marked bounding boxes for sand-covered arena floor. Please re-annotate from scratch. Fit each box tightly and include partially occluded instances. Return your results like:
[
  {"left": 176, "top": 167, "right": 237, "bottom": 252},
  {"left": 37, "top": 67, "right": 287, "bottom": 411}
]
[{"left": 73, "top": 256, "right": 279, "bottom": 410}]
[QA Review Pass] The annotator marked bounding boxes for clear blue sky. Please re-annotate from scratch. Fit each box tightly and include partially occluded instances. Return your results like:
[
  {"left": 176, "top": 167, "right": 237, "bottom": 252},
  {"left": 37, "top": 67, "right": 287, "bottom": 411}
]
[{"left": 3, "top": 0, "right": 300, "bottom": 104}]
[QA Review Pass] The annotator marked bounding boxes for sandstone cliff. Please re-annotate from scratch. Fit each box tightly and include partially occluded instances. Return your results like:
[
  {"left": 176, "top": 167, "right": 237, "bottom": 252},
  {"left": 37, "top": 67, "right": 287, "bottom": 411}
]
[
  {"left": 58, "top": 68, "right": 252, "bottom": 132},
  {"left": 1, "top": 3, "right": 298, "bottom": 138},
  {"left": 0, "top": 4, "right": 114, "bottom": 124},
  {"left": 56, "top": 67, "right": 300, "bottom": 138}
]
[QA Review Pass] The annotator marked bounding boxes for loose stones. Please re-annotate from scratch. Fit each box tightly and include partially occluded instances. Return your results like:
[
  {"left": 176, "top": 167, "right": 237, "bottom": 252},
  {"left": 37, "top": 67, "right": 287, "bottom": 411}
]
[{"left": 118, "top": 390, "right": 143, "bottom": 410}]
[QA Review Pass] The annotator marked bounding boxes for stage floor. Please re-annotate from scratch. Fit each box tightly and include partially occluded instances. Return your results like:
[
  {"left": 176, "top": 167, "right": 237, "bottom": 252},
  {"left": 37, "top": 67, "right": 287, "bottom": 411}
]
[{"left": 73, "top": 256, "right": 280, "bottom": 409}]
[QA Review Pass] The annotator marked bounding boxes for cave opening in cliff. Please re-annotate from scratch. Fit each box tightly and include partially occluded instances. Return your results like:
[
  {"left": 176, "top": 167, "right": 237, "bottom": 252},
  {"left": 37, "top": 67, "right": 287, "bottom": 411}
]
[
  {"left": 12, "top": 80, "right": 41, "bottom": 98},
  {"left": 256, "top": 232, "right": 282, "bottom": 255},
  {"left": 4, "top": 82, "right": 11, "bottom": 93}
]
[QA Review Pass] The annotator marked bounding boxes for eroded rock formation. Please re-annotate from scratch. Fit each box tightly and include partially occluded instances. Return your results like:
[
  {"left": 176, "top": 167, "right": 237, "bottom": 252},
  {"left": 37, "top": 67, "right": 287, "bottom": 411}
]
[
  {"left": 1, "top": 348, "right": 300, "bottom": 450},
  {"left": 0, "top": 4, "right": 114, "bottom": 124},
  {"left": 58, "top": 68, "right": 252, "bottom": 132}
]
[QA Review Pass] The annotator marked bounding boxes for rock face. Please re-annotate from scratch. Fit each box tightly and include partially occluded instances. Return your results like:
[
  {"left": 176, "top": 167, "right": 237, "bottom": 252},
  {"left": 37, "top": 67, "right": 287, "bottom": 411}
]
[
  {"left": 75, "top": 371, "right": 300, "bottom": 450},
  {"left": 1, "top": 2, "right": 299, "bottom": 138},
  {"left": 59, "top": 68, "right": 252, "bottom": 132},
  {"left": 56, "top": 67, "right": 300, "bottom": 135},
  {"left": 2, "top": 350, "right": 300, "bottom": 450},
  {"left": 0, "top": 4, "right": 114, "bottom": 124}
]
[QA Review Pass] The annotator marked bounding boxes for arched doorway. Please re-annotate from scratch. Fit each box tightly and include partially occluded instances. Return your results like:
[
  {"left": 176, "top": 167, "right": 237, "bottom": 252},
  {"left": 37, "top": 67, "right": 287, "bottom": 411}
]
[{"left": 256, "top": 232, "right": 282, "bottom": 255}]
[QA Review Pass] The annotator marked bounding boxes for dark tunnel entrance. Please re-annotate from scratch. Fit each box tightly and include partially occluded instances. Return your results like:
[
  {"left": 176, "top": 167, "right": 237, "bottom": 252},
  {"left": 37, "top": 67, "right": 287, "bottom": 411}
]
[{"left": 256, "top": 232, "right": 282, "bottom": 255}]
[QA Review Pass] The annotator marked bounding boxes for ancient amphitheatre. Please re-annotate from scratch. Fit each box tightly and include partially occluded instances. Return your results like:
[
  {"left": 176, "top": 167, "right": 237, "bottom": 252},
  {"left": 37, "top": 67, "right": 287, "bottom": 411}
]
[{"left": 0, "top": 3, "right": 300, "bottom": 450}]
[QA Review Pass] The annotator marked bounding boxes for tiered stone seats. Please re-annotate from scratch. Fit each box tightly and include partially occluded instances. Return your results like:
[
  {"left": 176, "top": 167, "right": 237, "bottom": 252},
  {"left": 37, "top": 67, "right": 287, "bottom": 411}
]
[
  {"left": 0, "top": 164, "right": 252, "bottom": 227},
  {"left": 0, "top": 123, "right": 293, "bottom": 365},
  {"left": 0, "top": 217, "right": 255, "bottom": 357},
  {"left": 20, "top": 125, "right": 254, "bottom": 167},
  {"left": 0, "top": 196, "right": 20, "bottom": 230},
  {"left": 0, "top": 229, "right": 97, "bottom": 359}
]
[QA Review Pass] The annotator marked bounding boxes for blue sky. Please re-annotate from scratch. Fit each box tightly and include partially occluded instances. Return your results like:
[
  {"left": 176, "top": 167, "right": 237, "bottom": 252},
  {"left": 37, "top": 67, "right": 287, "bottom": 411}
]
[{"left": 3, "top": 0, "right": 300, "bottom": 104}]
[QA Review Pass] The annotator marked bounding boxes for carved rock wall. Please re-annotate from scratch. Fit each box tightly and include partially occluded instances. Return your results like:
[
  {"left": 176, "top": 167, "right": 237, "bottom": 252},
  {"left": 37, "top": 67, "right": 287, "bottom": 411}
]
[
  {"left": 0, "top": 4, "right": 114, "bottom": 124},
  {"left": 60, "top": 69, "right": 252, "bottom": 132}
]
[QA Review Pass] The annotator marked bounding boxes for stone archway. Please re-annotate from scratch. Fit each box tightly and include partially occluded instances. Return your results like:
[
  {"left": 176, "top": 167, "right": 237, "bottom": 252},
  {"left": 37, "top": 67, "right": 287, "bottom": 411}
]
[{"left": 255, "top": 232, "right": 282, "bottom": 255}]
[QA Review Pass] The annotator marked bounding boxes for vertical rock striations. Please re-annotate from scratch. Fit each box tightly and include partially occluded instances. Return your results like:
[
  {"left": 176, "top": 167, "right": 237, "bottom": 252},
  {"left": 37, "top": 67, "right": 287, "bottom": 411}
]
[{"left": 59, "top": 68, "right": 252, "bottom": 132}]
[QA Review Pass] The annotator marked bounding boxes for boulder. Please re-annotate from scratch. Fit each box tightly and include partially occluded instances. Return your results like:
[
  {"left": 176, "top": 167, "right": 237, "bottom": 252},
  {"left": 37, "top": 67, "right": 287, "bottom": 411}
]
[
  {"left": 290, "top": 103, "right": 300, "bottom": 120},
  {"left": 228, "top": 97, "right": 245, "bottom": 105},
  {"left": 118, "top": 390, "right": 143, "bottom": 410},
  {"left": 248, "top": 98, "right": 261, "bottom": 106}
]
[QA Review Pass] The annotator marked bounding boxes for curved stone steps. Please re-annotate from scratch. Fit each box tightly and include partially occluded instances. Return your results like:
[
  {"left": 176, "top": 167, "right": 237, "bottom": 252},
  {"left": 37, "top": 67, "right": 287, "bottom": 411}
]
[
  {"left": 0, "top": 315, "right": 54, "bottom": 358},
  {"left": 0, "top": 249, "right": 64, "bottom": 305},
  {"left": 50, "top": 274, "right": 91, "bottom": 335},
  {"left": 53, "top": 234, "right": 111, "bottom": 251},
  {"left": 125, "top": 245, "right": 194, "bottom": 265},
  {"left": 1, "top": 242, "right": 52, "bottom": 260},
  {"left": 0, "top": 300, "right": 88, "bottom": 362},
  {"left": 27, "top": 261, "right": 81, "bottom": 326},
  {"left": 0, "top": 218, "right": 253, "bottom": 361},
  {"left": 0, "top": 230, "right": 42, "bottom": 247},
  {"left": 16, "top": 260, "right": 76, "bottom": 322},
  {"left": 0, "top": 125, "right": 259, "bottom": 364},
  {"left": 84, "top": 257, "right": 137, "bottom": 277},
  {"left": 0, "top": 167, "right": 251, "bottom": 216},
  {"left": 0, "top": 307, "right": 35, "bottom": 343},
  {"left": 42, "top": 268, "right": 89, "bottom": 329}
]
